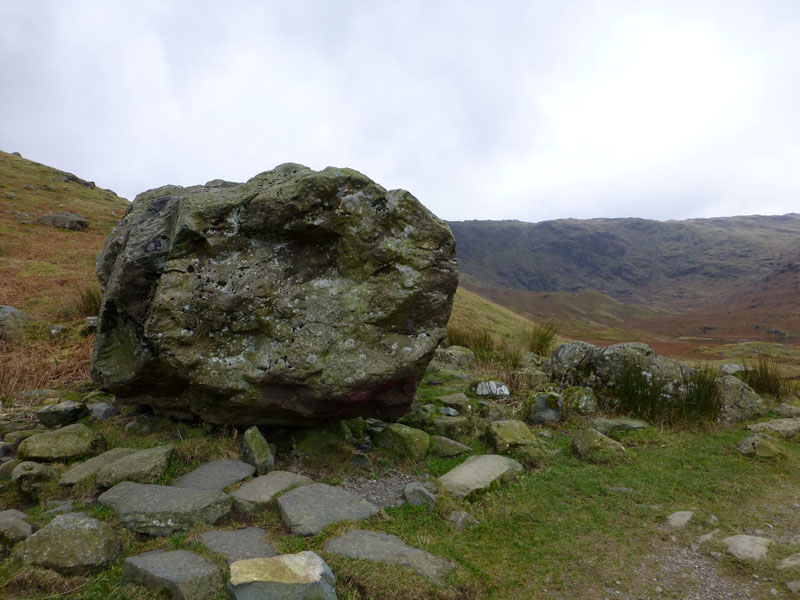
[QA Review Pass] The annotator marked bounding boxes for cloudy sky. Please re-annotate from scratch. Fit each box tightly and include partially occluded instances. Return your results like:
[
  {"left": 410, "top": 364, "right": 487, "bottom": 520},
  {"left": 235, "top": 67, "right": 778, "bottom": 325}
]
[{"left": 1, "top": 1, "right": 798, "bottom": 223}]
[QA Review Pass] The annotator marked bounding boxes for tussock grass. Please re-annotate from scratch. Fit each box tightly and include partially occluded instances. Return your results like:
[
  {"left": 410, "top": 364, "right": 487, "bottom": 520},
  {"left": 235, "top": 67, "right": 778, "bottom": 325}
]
[
  {"left": 740, "top": 354, "right": 794, "bottom": 399},
  {"left": 522, "top": 321, "right": 559, "bottom": 356},
  {"left": 72, "top": 284, "right": 102, "bottom": 318}
]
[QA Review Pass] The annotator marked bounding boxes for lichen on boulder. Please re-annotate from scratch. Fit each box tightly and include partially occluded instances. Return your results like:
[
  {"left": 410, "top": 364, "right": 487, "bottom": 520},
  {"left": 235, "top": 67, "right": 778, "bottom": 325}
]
[{"left": 91, "top": 164, "right": 458, "bottom": 425}]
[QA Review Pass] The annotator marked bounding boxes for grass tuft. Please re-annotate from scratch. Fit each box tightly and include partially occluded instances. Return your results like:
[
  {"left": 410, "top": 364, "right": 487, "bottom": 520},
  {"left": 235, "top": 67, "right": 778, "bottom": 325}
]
[
  {"left": 522, "top": 321, "right": 559, "bottom": 356},
  {"left": 73, "top": 284, "right": 102, "bottom": 317},
  {"left": 739, "top": 354, "right": 793, "bottom": 399}
]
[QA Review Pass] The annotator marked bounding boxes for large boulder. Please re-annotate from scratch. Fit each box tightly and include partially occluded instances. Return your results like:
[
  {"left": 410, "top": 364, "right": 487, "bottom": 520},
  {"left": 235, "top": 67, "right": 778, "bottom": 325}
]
[
  {"left": 0, "top": 305, "right": 34, "bottom": 341},
  {"left": 91, "top": 164, "right": 458, "bottom": 425}
]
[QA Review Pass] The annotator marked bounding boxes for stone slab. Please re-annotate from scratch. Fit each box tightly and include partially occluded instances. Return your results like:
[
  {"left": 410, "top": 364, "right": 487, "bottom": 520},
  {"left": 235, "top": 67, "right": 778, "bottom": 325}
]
[
  {"left": 231, "top": 470, "right": 312, "bottom": 513},
  {"left": 228, "top": 552, "right": 337, "bottom": 600},
  {"left": 438, "top": 454, "right": 523, "bottom": 499},
  {"left": 747, "top": 418, "right": 800, "bottom": 438},
  {"left": 199, "top": 527, "right": 277, "bottom": 564},
  {"left": 122, "top": 549, "right": 223, "bottom": 600},
  {"left": 277, "top": 482, "right": 379, "bottom": 536},
  {"left": 59, "top": 447, "right": 138, "bottom": 486},
  {"left": 95, "top": 445, "right": 174, "bottom": 487},
  {"left": 173, "top": 459, "right": 254, "bottom": 491}
]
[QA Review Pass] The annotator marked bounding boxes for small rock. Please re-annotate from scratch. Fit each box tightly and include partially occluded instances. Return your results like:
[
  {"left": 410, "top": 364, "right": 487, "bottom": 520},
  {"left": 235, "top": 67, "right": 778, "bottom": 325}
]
[
  {"left": 572, "top": 429, "right": 626, "bottom": 463},
  {"left": 277, "top": 483, "right": 379, "bottom": 536},
  {"left": 528, "top": 391, "right": 563, "bottom": 424},
  {"left": 351, "top": 452, "right": 371, "bottom": 467},
  {"left": 87, "top": 402, "right": 117, "bottom": 422},
  {"left": 438, "top": 454, "right": 523, "bottom": 499},
  {"left": 95, "top": 444, "right": 174, "bottom": 487},
  {"left": 788, "top": 581, "right": 800, "bottom": 595},
  {"left": 666, "top": 511, "right": 694, "bottom": 528},
  {"left": 404, "top": 481, "right": 437, "bottom": 510},
  {"left": 17, "top": 423, "right": 105, "bottom": 462},
  {"left": 438, "top": 392, "right": 472, "bottom": 411},
  {"left": 11, "top": 461, "right": 59, "bottom": 496},
  {"left": 377, "top": 423, "right": 430, "bottom": 461},
  {"left": 778, "top": 553, "right": 800, "bottom": 570},
  {"left": 199, "top": 527, "right": 278, "bottom": 564},
  {"left": 486, "top": 419, "right": 540, "bottom": 453},
  {"left": 231, "top": 471, "right": 312, "bottom": 513},
  {"left": 562, "top": 386, "right": 599, "bottom": 416},
  {"left": 737, "top": 433, "right": 785, "bottom": 458},
  {"left": 722, "top": 535, "right": 771, "bottom": 561},
  {"left": 0, "top": 441, "right": 15, "bottom": 457},
  {"left": 448, "top": 510, "right": 479, "bottom": 531},
  {"left": 37, "top": 211, "right": 89, "bottom": 231},
  {"left": 475, "top": 381, "right": 510, "bottom": 397},
  {"left": 242, "top": 426, "right": 274, "bottom": 475},
  {"left": 697, "top": 529, "right": 719, "bottom": 544},
  {"left": 591, "top": 417, "right": 650, "bottom": 436},
  {"left": 124, "top": 415, "right": 154, "bottom": 434},
  {"left": 44, "top": 499, "right": 75, "bottom": 515},
  {"left": 228, "top": 552, "right": 337, "bottom": 600},
  {"left": 429, "top": 435, "right": 471, "bottom": 457},
  {"left": 173, "top": 459, "right": 254, "bottom": 491},
  {"left": 429, "top": 416, "right": 471, "bottom": 437},
  {"left": 13, "top": 512, "right": 120, "bottom": 574},
  {"left": 439, "top": 406, "right": 459, "bottom": 416},
  {"left": 38, "top": 401, "right": 89, "bottom": 428},
  {"left": 747, "top": 417, "right": 800, "bottom": 439},
  {"left": 0, "top": 512, "right": 33, "bottom": 544},
  {"left": 123, "top": 549, "right": 223, "bottom": 600}
]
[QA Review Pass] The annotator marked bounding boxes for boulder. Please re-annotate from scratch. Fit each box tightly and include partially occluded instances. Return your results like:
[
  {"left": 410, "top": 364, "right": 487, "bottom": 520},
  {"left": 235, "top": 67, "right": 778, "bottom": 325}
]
[
  {"left": 199, "top": 527, "right": 278, "bottom": 564},
  {"left": 231, "top": 471, "right": 313, "bottom": 513},
  {"left": 572, "top": 429, "right": 626, "bottom": 463},
  {"left": 404, "top": 481, "right": 437, "bottom": 510},
  {"left": 95, "top": 444, "right": 174, "bottom": 487},
  {"left": 438, "top": 454, "right": 523, "bottom": 499},
  {"left": 91, "top": 164, "right": 458, "bottom": 426},
  {"left": 227, "top": 552, "right": 337, "bottom": 600},
  {"left": 37, "top": 401, "right": 89, "bottom": 428},
  {"left": 277, "top": 482, "right": 379, "bottom": 535},
  {"left": 122, "top": 549, "right": 223, "bottom": 600},
  {"left": 13, "top": 512, "right": 120, "bottom": 574},
  {"left": 16, "top": 423, "right": 105, "bottom": 462},
  {"left": 323, "top": 529, "right": 455, "bottom": 584},
  {"left": 486, "top": 420, "right": 540, "bottom": 454},
  {"left": 59, "top": 447, "right": 138, "bottom": 486},
  {"left": 98, "top": 481, "right": 231, "bottom": 535},
  {"left": 718, "top": 376, "right": 767, "bottom": 423},
  {"left": 0, "top": 305, "right": 34, "bottom": 340},
  {"left": 37, "top": 211, "right": 89, "bottom": 231},
  {"left": 0, "top": 511, "right": 33, "bottom": 544},
  {"left": 377, "top": 423, "right": 429, "bottom": 461},
  {"left": 562, "top": 386, "right": 599, "bottom": 415},
  {"left": 737, "top": 433, "right": 785, "bottom": 459},
  {"left": 172, "top": 459, "right": 254, "bottom": 491},
  {"left": 527, "top": 391, "right": 563, "bottom": 424},
  {"left": 11, "top": 461, "right": 59, "bottom": 496},
  {"left": 242, "top": 426, "right": 274, "bottom": 475}
]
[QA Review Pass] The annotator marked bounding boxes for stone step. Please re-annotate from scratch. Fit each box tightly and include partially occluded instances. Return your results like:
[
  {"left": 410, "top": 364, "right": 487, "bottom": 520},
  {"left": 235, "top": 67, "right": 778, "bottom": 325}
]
[
  {"left": 123, "top": 549, "right": 223, "bottom": 600},
  {"left": 277, "top": 482, "right": 379, "bottom": 536},
  {"left": 172, "top": 459, "right": 254, "bottom": 491},
  {"left": 438, "top": 454, "right": 523, "bottom": 499},
  {"left": 198, "top": 527, "right": 277, "bottom": 564}
]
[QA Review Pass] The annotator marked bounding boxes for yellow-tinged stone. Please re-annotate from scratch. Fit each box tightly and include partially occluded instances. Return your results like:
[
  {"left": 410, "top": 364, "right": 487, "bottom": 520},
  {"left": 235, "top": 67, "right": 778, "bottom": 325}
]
[{"left": 230, "top": 552, "right": 326, "bottom": 585}]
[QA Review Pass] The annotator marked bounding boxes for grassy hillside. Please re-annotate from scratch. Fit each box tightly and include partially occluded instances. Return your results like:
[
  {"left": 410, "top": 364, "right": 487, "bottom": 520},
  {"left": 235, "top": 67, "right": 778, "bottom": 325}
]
[{"left": 0, "top": 150, "right": 129, "bottom": 320}]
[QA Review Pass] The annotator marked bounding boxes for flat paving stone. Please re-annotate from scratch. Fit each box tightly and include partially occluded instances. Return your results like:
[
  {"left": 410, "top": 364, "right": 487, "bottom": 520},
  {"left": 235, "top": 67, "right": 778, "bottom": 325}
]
[
  {"left": 59, "top": 447, "right": 138, "bottom": 486},
  {"left": 323, "top": 529, "right": 456, "bottom": 583},
  {"left": 228, "top": 552, "right": 337, "bottom": 600},
  {"left": 199, "top": 527, "right": 277, "bottom": 564},
  {"left": 231, "top": 470, "right": 312, "bottom": 513},
  {"left": 172, "top": 459, "right": 254, "bottom": 491},
  {"left": 277, "top": 482, "right": 379, "bottom": 536},
  {"left": 438, "top": 454, "right": 523, "bottom": 499},
  {"left": 95, "top": 445, "right": 174, "bottom": 487},
  {"left": 123, "top": 549, "right": 223, "bottom": 600},
  {"left": 98, "top": 481, "right": 231, "bottom": 535}
]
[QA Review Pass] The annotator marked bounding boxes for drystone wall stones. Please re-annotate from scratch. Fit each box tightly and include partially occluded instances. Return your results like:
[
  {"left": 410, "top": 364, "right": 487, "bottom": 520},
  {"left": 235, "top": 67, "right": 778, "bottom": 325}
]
[
  {"left": 91, "top": 164, "right": 458, "bottom": 426},
  {"left": 438, "top": 455, "right": 523, "bottom": 499},
  {"left": 323, "top": 529, "right": 456, "bottom": 583},
  {"left": 227, "top": 552, "right": 337, "bottom": 600},
  {"left": 98, "top": 481, "right": 231, "bottom": 535},
  {"left": 17, "top": 423, "right": 105, "bottom": 462},
  {"left": 277, "top": 482, "right": 379, "bottom": 535},
  {"left": 122, "top": 549, "right": 223, "bottom": 600},
  {"left": 13, "top": 512, "right": 120, "bottom": 574}
]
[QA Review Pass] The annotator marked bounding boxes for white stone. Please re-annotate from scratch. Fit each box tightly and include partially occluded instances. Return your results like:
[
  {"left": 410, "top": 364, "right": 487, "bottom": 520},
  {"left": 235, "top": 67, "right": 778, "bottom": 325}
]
[
  {"left": 722, "top": 535, "right": 771, "bottom": 561},
  {"left": 666, "top": 511, "right": 694, "bottom": 528}
]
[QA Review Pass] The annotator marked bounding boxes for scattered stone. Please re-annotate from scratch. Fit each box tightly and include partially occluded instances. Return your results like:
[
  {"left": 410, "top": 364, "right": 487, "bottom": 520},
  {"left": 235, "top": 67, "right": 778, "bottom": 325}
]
[
  {"left": 697, "top": 529, "right": 719, "bottom": 544},
  {"left": 242, "top": 426, "right": 274, "bottom": 475},
  {"left": 429, "top": 435, "right": 471, "bottom": 457},
  {"left": 17, "top": 423, "right": 105, "bottom": 462},
  {"left": 398, "top": 403, "right": 436, "bottom": 429},
  {"left": 448, "top": 510, "right": 480, "bottom": 531},
  {"left": 572, "top": 429, "right": 627, "bottom": 463},
  {"left": 562, "top": 386, "right": 599, "bottom": 416},
  {"left": 199, "top": 527, "right": 278, "bottom": 564},
  {"left": 438, "top": 454, "right": 523, "bottom": 499},
  {"left": 378, "top": 423, "right": 430, "bottom": 461},
  {"left": 0, "top": 512, "right": 33, "bottom": 544},
  {"left": 720, "top": 363, "right": 745, "bottom": 375},
  {"left": 59, "top": 447, "right": 137, "bottom": 486},
  {"left": 718, "top": 375, "right": 767, "bottom": 423},
  {"left": 517, "top": 367, "right": 549, "bottom": 389},
  {"left": 737, "top": 433, "right": 785, "bottom": 459},
  {"left": 98, "top": 481, "right": 231, "bottom": 535},
  {"left": 666, "top": 511, "right": 694, "bottom": 528},
  {"left": 775, "top": 403, "right": 800, "bottom": 418},
  {"left": 352, "top": 452, "right": 371, "bottom": 467},
  {"left": 480, "top": 402, "right": 511, "bottom": 422},
  {"left": 13, "top": 512, "right": 120, "bottom": 574},
  {"left": 0, "top": 305, "right": 34, "bottom": 341},
  {"left": 438, "top": 392, "right": 472, "bottom": 411},
  {"left": 429, "top": 416, "right": 471, "bottom": 437},
  {"left": 528, "top": 391, "right": 563, "bottom": 424},
  {"left": 124, "top": 415, "right": 154, "bottom": 434},
  {"left": 87, "top": 402, "right": 117, "bottom": 422},
  {"left": 779, "top": 553, "right": 800, "bottom": 570},
  {"left": 439, "top": 406, "right": 459, "bottom": 416},
  {"left": 173, "top": 459, "right": 254, "bottom": 491},
  {"left": 44, "top": 499, "right": 76, "bottom": 515},
  {"left": 434, "top": 345, "right": 476, "bottom": 368},
  {"left": 277, "top": 482, "right": 379, "bottom": 535},
  {"left": 404, "top": 481, "right": 437, "bottom": 510},
  {"left": 607, "top": 486, "right": 635, "bottom": 494},
  {"left": 324, "top": 529, "right": 455, "bottom": 584},
  {"left": 475, "top": 381, "right": 510, "bottom": 397},
  {"left": 722, "top": 535, "right": 771, "bottom": 561},
  {"left": 95, "top": 444, "right": 174, "bottom": 487},
  {"left": 11, "top": 461, "right": 59, "bottom": 496},
  {"left": 228, "top": 552, "right": 337, "bottom": 600},
  {"left": 122, "top": 549, "right": 223, "bottom": 600},
  {"left": 231, "top": 471, "right": 313, "bottom": 513},
  {"left": 486, "top": 419, "right": 540, "bottom": 453},
  {"left": 37, "top": 211, "right": 89, "bottom": 231},
  {"left": 748, "top": 418, "right": 800, "bottom": 439},
  {"left": 37, "top": 401, "right": 89, "bottom": 428},
  {"left": 787, "top": 582, "right": 800, "bottom": 595},
  {"left": 591, "top": 417, "right": 650, "bottom": 436}
]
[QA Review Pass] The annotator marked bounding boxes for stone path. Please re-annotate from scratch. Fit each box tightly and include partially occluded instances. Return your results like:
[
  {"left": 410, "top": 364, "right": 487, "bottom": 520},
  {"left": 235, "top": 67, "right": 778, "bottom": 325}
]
[
  {"left": 231, "top": 470, "right": 311, "bottom": 513},
  {"left": 172, "top": 459, "right": 254, "bottom": 491},
  {"left": 199, "top": 527, "right": 278, "bottom": 564},
  {"left": 277, "top": 482, "right": 379, "bottom": 535},
  {"left": 122, "top": 549, "right": 223, "bottom": 600},
  {"left": 437, "top": 454, "right": 522, "bottom": 499}
]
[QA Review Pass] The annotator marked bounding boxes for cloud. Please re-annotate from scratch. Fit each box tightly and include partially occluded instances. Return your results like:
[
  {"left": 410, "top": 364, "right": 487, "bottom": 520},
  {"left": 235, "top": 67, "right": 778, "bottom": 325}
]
[{"left": 1, "top": 0, "right": 798, "bottom": 223}]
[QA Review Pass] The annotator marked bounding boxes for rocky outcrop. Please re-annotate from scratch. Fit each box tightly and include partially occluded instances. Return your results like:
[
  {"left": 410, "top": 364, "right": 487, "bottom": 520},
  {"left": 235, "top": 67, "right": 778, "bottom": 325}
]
[
  {"left": 37, "top": 211, "right": 89, "bottom": 231},
  {"left": 91, "top": 164, "right": 458, "bottom": 426}
]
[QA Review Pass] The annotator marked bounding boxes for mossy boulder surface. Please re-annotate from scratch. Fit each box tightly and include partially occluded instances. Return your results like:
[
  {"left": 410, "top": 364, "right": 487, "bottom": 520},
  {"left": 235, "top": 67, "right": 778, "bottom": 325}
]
[
  {"left": 486, "top": 420, "right": 540, "bottom": 454},
  {"left": 378, "top": 423, "right": 430, "bottom": 461},
  {"left": 16, "top": 423, "right": 105, "bottom": 462},
  {"left": 572, "top": 429, "right": 627, "bottom": 464},
  {"left": 91, "top": 164, "right": 458, "bottom": 426}
]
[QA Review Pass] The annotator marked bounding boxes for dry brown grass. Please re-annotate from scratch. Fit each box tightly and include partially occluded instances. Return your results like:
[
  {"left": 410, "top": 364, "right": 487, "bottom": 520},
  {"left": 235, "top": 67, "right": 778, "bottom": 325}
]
[
  {"left": 0, "top": 336, "right": 94, "bottom": 411},
  {"left": 0, "top": 567, "right": 87, "bottom": 599}
]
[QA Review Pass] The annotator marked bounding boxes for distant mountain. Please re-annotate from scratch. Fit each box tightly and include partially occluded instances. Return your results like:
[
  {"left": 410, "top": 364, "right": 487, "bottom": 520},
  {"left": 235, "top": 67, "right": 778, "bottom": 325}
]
[{"left": 448, "top": 215, "right": 800, "bottom": 309}]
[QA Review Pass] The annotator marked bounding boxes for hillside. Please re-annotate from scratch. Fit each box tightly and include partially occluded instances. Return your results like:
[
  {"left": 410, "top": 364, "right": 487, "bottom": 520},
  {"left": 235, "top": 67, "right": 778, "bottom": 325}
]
[
  {"left": 449, "top": 215, "right": 800, "bottom": 308},
  {"left": 0, "top": 150, "right": 129, "bottom": 320}
]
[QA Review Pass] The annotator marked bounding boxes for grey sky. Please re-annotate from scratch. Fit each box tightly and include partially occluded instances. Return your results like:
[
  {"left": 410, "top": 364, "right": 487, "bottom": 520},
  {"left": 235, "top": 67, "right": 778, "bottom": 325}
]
[{"left": 1, "top": 0, "right": 798, "bottom": 222}]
